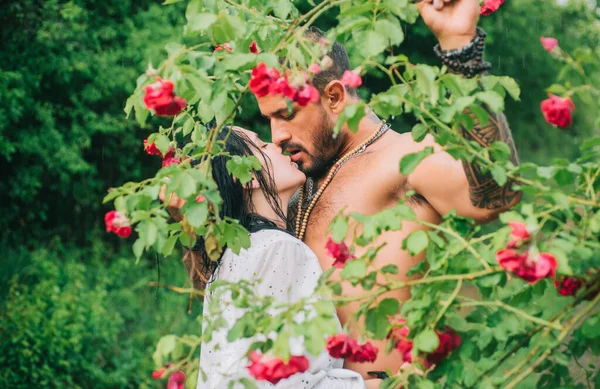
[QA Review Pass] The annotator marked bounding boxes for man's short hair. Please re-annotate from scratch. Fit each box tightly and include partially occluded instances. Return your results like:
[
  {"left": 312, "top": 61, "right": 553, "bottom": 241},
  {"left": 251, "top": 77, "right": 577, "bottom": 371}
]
[{"left": 305, "top": 26, "right": 357, "bottom": 97}]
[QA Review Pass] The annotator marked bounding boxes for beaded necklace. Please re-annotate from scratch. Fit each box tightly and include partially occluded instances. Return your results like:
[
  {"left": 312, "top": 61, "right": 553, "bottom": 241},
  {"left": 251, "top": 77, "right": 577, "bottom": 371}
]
[{"left": 294, "top": 121, "right": 389, "bottom": 240}]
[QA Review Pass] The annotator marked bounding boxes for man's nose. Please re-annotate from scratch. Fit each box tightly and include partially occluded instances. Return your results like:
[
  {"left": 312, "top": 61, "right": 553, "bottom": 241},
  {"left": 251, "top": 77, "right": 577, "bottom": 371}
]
[{"left": 270, "top": 125, "right": 291, "bottom": 147}]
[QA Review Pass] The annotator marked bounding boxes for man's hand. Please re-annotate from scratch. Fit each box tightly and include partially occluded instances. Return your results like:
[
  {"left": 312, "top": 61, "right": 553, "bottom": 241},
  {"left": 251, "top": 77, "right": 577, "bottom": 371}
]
[{"left": 417, "top": 0, "right": 480, "bottom": 50}]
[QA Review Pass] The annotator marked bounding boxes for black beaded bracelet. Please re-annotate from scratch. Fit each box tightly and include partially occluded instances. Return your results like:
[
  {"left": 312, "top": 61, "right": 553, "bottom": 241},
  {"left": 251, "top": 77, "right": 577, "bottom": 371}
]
[{"left": 434, "top": 27, "right": 491, "bottom": 78}]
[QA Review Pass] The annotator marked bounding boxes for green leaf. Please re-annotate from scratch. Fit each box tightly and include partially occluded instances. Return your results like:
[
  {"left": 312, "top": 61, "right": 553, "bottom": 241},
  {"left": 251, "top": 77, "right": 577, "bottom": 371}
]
[
  {"left": 498, "top": 76, "right": 521, "bottom": 101},
  {"left": 222, "top": 54, "right": 257, "bottom": 71},
  {"left": 330, "top": 217, "right": 349, "bottom": 242},
  {"left": 476, "top": 91, "right": 504, "bottom": 112},
  {"left": 133, "top": 238, "right": 145, "bottom": 259},
  {"left": 399, "top": 146, "right": 434, "bottom": 175},
  {"left": 161, "top": 235, "right": 179, "bottom": 256},
  {"left": 226, "top": 156, "right": 261, "bottom": 185},
  {"left": 356, "top": 30, "right": 387, "bottom": 58},
  {"left": 154, "top": 134, "right": 171, "bottom": 157},
  {"left": 187, "top": 13, "right": 217, "bottom": 31},
  {"left": 491, "top": 165, "right": 507, "bottom": 186},
  {"left": 374, "top": 17, "right": 404, "bottom": 46},
  {"left": 340, "top": 259, "right": 367, "bottom": 279},
  {"left": 404, "top": 230, "right": 429, "bottom": 255},
  {"left": 378, "top": 298, "right": 400, "bottom": 316},
  {"left": 186, "top": 203, "right": 209, "bottom": 228},
  {"left": 163, "top": 0, "right": 184, "bottom": 3},
  {"left": 580, "top": 137, "right": 600, "bottom": 151},
  {"left": 381, "top": 264, "right": 398, "bottom": 274},
  {"left": 366, "top": 307, "right": 391, "bottom": 339},
  {"left": 411, "top": 123, "right": 429, "bottom": 142},
  {"left": 138, "top": 220, "right": 158, "bottom": 247},
  {"left": 414, "top": 329, "right": 439, "bottom": 353},
  {"left": 156, "top": 334, "right": 177, "bottom": 356},
  {"left": 273, "top": 0, "right": 292, "bottom": 19},
  {"left": 177, "top": 173, "right": 197, "bottom": 198}
]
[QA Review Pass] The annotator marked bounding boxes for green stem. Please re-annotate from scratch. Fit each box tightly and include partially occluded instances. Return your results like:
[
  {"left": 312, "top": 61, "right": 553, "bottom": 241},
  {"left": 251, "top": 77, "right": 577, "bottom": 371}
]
[
  {"left": 433, "top": 279, "right": 462, "bottom": 326},
  {"left": 458, "top": 300, "right": 562, "bottom": 330},
  {"left": 503, "top": 292, "right": 600, "bottom": 389}
]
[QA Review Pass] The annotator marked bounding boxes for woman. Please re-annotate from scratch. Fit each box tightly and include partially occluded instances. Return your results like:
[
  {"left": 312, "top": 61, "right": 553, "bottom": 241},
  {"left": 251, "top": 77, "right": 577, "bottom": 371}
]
[{"left": 178, "top": 126, "right": 380, "bottom": 388}]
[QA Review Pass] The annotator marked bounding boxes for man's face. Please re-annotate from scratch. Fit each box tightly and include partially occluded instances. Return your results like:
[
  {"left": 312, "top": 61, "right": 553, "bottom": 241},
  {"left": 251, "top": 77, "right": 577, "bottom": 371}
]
[{"left": 256, "top": 94, "right": 345, "bottom": 178}]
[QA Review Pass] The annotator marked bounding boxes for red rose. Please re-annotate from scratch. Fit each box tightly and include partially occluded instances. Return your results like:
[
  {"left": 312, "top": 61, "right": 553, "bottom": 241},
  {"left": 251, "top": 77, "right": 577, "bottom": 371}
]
[
  {"left": 293, "top": 84, "right": 320, "bottom": 106},
  {"left": 326, "top": 333, "right": 360, "bottom": 359},
  {"left": 388, "top": 318, "right": 413, "bottom": 363},
  {"left": 541, "top": 94, "right": 575, "bottom": 129},
  {"left": 348, "top": 341, "right": 378, "bottom": 363},
  {"left": 554, "top": 276, "right": 584, "bottom": 296},
  {"left": 425, "top": 328, "right": 461, "bottom": 367},
  {"left": 151, "top": 368, "right": 166, "bottom": 380},
  {"left": 162, "top": 157, "right": 181, "bottom": 168},
  {"left": 250, "top": 63, "right": 280, "bottom": 97},
  {"left": 340, "top": 70, "right": 362, "bottom": 89},
  {"left": 247, "top": 351, "right": 309, "bottom": 385},
  {"left": 507, "top": 221, "right": 531, "bottom": 249},
  {"left": 269, "top": 77, "right": 297, "bottom": 100},
  {"left": 308, "top": 64, "right": 321, "bottom": 74},
  {"left": 325, "top": 236, "right": 355, "bottom": 268},
  {"left": 143, "top": 78, "right": 187, "bottom": 117},
  {"left": 167, "top": 370, "right": 186, "bottom": 389},
  {"left": 497, "top": 249, "right": 557, "bottom": 283},
  {"left": 214, "top": 42, "right": 232, "bottom": 52},
  {"left": 480, "top": 0, "right": 504, "bottom": 15},
  {"left": 540, "top": 37, "right": 559, "bottom": 52},
  {"left": 144, "top": 139, "right": 174, "bottom": 158},
  {"left": 249, "top": 40, "right": 258, "bottom": 54},
  {"left": 104, "top": 210, "right": 132, "bottom": 238}
]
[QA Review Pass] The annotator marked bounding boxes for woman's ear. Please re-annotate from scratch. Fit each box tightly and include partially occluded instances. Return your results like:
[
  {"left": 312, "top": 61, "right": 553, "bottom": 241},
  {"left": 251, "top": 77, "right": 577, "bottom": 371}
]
[{"left": 248, "top": 176, "right": 260, "bottom": 190}]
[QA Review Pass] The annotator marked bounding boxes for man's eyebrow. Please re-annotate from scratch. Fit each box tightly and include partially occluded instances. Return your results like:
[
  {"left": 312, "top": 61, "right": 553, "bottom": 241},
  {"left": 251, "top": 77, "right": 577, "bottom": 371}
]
[{"left": 262, "top": 108, "right": 290, "bottom": 119}]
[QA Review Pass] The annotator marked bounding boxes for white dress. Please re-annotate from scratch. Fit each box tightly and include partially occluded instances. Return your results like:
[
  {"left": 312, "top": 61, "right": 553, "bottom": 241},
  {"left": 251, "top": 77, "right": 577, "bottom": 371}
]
[{"left": 198, "top": 229, "right": 366, "bottom": 389}]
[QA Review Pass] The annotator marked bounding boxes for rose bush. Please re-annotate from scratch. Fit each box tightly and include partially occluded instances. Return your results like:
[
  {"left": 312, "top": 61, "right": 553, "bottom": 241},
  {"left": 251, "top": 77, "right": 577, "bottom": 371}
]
[{"left": 103, "top": 0, "right": 600, "bottom": 387}]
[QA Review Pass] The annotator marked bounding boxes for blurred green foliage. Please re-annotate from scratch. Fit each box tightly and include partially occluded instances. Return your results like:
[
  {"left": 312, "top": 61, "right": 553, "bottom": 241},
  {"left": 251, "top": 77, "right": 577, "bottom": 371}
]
[
  {"left": 0, "top": 0, "right": 598, "bottom": 386},
  {"left": 0, "top": 239, "right": 199, "bottom": 388}
]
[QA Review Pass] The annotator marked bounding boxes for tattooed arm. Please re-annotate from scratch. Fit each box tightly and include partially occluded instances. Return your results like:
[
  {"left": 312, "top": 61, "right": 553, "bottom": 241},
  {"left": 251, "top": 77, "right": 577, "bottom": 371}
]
[{"left": 405, "top": 108, "right": 521, "bottom": 223}]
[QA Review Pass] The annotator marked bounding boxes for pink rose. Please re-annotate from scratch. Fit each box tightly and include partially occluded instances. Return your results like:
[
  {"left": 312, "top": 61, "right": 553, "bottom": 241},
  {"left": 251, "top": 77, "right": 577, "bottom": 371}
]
[
  {"left": 308, "top": 64, "right": 321, "bottom": 74},
  {"left": 507, "top": 221, "right": 531, "bottom": 249},
  {"left": 293, "top": 84, "right": 320, "bottom": 106},
  {"left": 104, "top": 210, "right": 132, "bottom": 238},
  {"left": 249, "top": 41, "right": 258, "bottom": 54},
  {"left": 340, "top": 70, "right": 362, "bottom": 89},
  {"left": 554, "top": 276, "right": 583, "bottom": 296},
  {"left": 497, "top": 249, "right": 557, "bottom": 284},
  {"left": 325, "top": 236, "right": 355, "bottom": 268},
  {"left": 425, "top": 328, "right": 461, "bottom": 367},
  {"left": 348, "top": 341, "right": 378, "bottom": 363},
  {"left": 541, "top": 94, "right": 575, "bottom": 129},
  {"left": 167, "top": 370, "right": 186, "bottom": 389},
  {"left": 143, "top": 78, "right": 187, "bottom": 117},
  {"left": 247, "top": 351, "right": 309, "bottom": 384},
  {"left": 326, "top": 333, "right": 360, "bottom": 359},
  {"left": 540, "top": 37, "right": 559, "bottom": 52},
  {"left": 480, "top": 0, "right": 504, "bottom": 15}
]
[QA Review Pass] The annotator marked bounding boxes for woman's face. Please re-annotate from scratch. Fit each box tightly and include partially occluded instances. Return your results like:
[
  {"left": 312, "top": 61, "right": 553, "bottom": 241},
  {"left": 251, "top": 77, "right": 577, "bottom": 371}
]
[{"left": 233, "top": 127, "right": 306, "bottom": 194}]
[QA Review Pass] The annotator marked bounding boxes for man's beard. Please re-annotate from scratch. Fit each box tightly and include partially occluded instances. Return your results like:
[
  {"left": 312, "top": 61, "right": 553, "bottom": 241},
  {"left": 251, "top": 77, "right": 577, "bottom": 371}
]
[{"left": 301, "top": 108, "right": 346, "bottom": 179}]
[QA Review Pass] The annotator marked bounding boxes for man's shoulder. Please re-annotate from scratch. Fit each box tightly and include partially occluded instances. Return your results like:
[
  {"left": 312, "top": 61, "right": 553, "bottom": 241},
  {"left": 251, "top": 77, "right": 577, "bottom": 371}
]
[{"left": 375, "top": 131, "right": 438, "bottom": 164}]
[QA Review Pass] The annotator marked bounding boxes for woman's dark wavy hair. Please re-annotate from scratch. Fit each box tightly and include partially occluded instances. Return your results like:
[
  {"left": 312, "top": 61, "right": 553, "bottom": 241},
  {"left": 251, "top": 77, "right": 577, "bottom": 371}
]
[{"left": 184, "top": 126, "right": 291, "bottom": 290}]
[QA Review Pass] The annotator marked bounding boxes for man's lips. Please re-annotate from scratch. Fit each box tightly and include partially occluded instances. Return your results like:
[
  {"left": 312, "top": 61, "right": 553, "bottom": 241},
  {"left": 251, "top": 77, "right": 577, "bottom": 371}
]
[{"left": 289, "top": 150, "right": 303, "bottom": 162}]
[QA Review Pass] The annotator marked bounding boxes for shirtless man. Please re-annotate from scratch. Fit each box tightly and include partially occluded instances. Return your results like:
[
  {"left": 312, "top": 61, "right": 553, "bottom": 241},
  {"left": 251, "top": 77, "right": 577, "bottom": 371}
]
[{"left": 255, "top": 0, "right": 520, "bottom": 379}]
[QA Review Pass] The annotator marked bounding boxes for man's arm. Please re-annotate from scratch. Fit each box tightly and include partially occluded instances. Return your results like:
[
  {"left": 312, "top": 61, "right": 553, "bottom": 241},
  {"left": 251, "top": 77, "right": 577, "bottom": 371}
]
[
  {"left": 459, "top": 109, "right": 520, "bottom": 210},
  {"left": 407, "top": 109, "right": 521, "bottom": 223}
]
